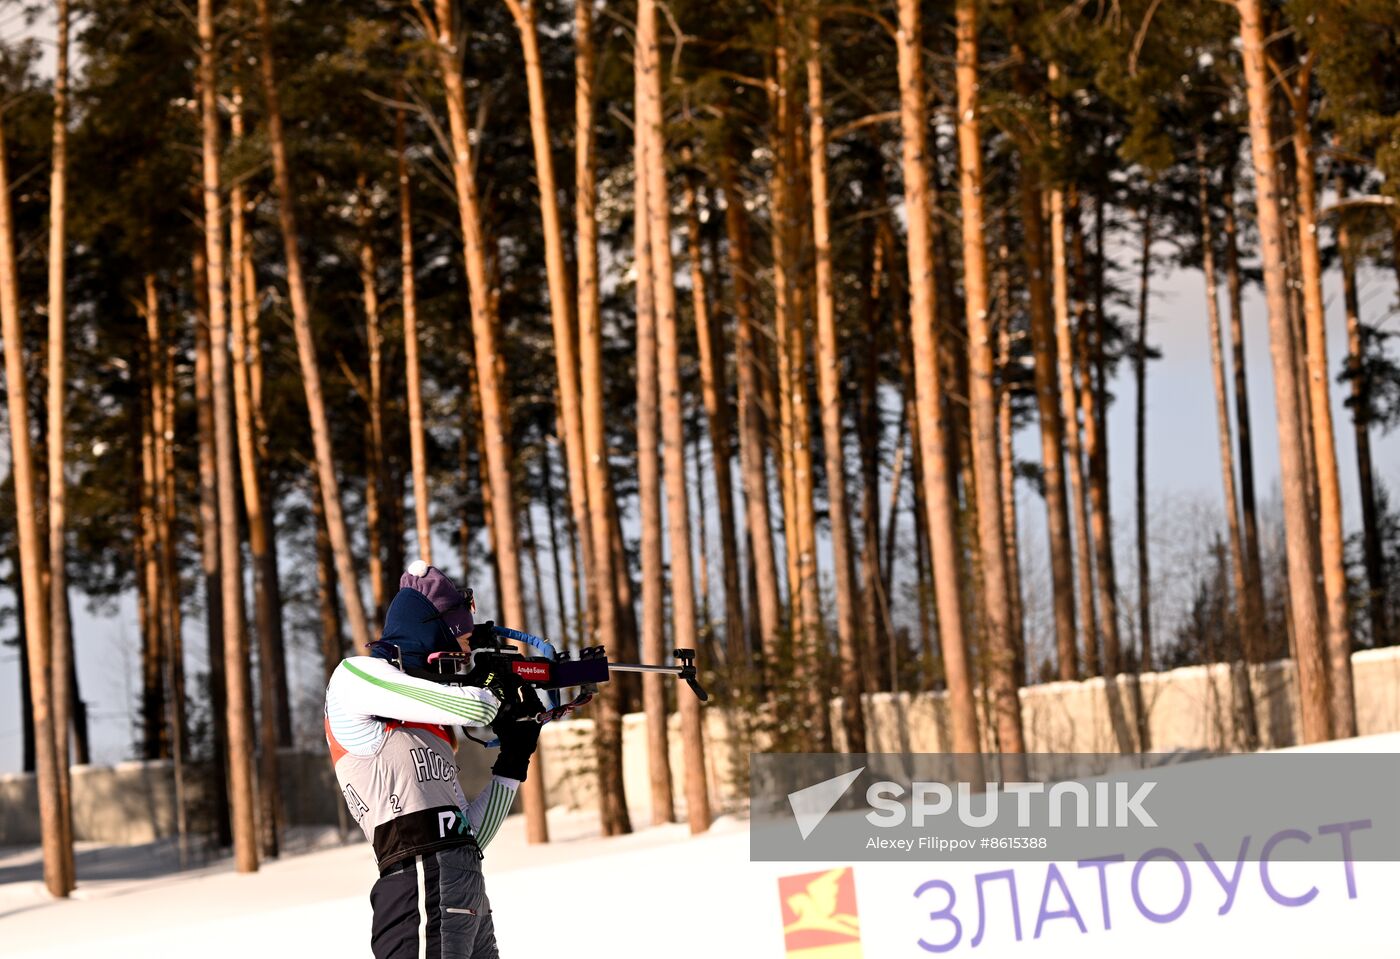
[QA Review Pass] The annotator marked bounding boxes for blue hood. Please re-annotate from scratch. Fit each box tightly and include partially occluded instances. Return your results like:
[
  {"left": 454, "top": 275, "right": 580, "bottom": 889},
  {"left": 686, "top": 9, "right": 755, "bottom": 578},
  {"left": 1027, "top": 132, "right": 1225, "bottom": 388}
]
[{"left": 368, "top": 586, "right": 458, "bottom": 671}]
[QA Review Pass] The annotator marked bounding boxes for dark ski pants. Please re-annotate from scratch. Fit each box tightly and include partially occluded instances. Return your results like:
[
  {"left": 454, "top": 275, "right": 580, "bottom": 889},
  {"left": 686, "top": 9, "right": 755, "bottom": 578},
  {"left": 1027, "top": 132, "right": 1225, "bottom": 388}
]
[{"left": 371, "top": 846, "right": 498, "bottom": 958}]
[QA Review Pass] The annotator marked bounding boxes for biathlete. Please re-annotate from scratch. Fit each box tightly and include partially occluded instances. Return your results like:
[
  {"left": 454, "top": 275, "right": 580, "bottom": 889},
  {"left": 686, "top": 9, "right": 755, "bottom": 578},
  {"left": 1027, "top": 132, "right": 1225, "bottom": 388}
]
[{"left": 324, "top": 561, "right": 541, "bottom": 959}]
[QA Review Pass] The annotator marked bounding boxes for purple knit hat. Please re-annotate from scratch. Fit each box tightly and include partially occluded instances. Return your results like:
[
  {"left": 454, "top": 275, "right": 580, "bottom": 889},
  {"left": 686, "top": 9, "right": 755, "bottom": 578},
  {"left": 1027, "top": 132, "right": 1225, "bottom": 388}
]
[{"left": 400, "top": 560, "right": 475, "bottom": 641}]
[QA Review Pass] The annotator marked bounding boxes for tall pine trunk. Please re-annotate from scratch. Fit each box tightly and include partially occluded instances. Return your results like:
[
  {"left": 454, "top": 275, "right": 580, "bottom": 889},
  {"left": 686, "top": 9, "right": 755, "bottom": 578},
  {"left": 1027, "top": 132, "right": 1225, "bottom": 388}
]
[
  {"left": 1236, "top": 0, "right": 1330, "bottom": 742},
  {"left": 720, "top": 151, "right": 783, "bottom": 680},
  {"left": 2, "top": 114, "right": 72, "bottom": 898},
  {"left": 230, "top": 88, "right": 284, "bottom": 858},
  {"left": 422, "top": 0, "right": 548, "bottom": 838},
  {"left": 398, "top": 106, "right": 432, "bottom": 565},
  {"left": 358, "top": 189, "right": 393, "bottom": 624},
  {"left": 45, "top": 0, "right": 76, "bottom": 883},
  {"left": 1083, "top": 191, "right": 1120, "bottom": 676},
  {"left": 784, "top": 41, "right": 823, "bottom": 750},
  {"left": 247, "top": 249, "right": 290, "bottom": 749},
  {"left": 503, "top": 0, "right": 593, "bottom": 642},
  {"left": 806, "top": 14, "right": 866, "bottom": 750},
  {"left": 631, "top": 24, "right": 669, "bottom": 828},
  {"left": 200, "top": 0, "right": 259, "bottom": 873},
  {"left": 858, "top": 219, "right": 889, "bottom": 692},
  {"left": 955, "top": 0, "right": 1023, "bottom": 754},
  {"left": 1133, "top": 203, "right": 1153, "bottom": 671},
  {"left": 1285, "top": 66, "right": 1354, "bottom": 736},
  {"left": 639, "top": 0, "right": 710, "bottom": 831},
  {"left": 573, "top": 0, "right": 630, "bottom": 836},
  {"left": 690, "top": 421, "right": 715, "bottom": 652},
  {"left": 139, "top": 391, "right": 163, "bottom": 758},
  {"left": 254, "top": 0, "right": 372, "bottom": 656},
  {"left": 1052, "top": 194, "right": 1098, "bottom": 677},
  {"left": 1017, "top": 147, "right": 1078, "bottom": 680},
  {"left": 15, "top": 554, "right": 35, "bottom": 776},
  {"left": 896, "top": 0, "right": 979, "bottom": 755},
  {"left": 1222, "top": 184, "right": 1266, "bottom": 663},
  {"left": 682, "top": 165, "right": 746, "bottom": 668},
  {"left": 770, "top": 8, "right": 803, "bottom": 660},
  {"left": 1337, "top": 188, "right": 1389, "bottom": 648},
  {"left": 759, "top": 32, "right": 793, "bottom": 655},
  {"left": 541, "top": 438, "right": 571, "bottom": 645},
  {"left": 1285, "top": 222, "right": 1320, "bottom": 553},
  {"left": 994, "top": 240, "right": 1024, "bottom": 676},
  {"left": 193, "top": 249, "right": 232, "bottom": 848},
  {"left": 143, "top": 282, "right": 190, "bottom": 863},
  {"left": 313, "top": 486, "right": 346, "bottom": 681},
  {"left": 1198, "top": 147, "right": 1259, "bottom": 748},
  {"left": 141, "top": 327, "right": 188, "bottom": 863},
  {"left": 157, "top": 292, "right": 184, "bottom": 761},
  {"left": 785, "top": 99, "right": 828, "bottom": 750},
  {"left": 911, "top": 439, "right": 937, "bottom": 687},
  {"left": 607, "top": 497, "right": 644, "bottom": 710}
]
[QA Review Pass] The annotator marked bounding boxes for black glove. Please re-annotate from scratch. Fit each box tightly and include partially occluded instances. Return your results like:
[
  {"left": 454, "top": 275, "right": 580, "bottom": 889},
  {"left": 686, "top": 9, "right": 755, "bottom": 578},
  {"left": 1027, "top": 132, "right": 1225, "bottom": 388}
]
[
  {"left": 459, "top": 654, "right": 524, "bottom": 704},
  {"left": 491, "top": 713, "right": 541, "bottom": 782}
]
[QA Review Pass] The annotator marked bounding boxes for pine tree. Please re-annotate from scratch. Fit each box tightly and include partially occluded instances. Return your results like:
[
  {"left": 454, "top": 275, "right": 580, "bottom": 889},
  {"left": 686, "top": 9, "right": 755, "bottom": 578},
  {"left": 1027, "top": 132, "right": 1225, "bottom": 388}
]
[
  {"left": 896, "top": 0, "right": 980, "bottom": 755},
  {"left": 633, "top": 2, "right": 669, "bottom": 827},
  {"left": 1236, "top": 0, "right": 1331, "bottom": 742},
  {"left": 639, "top": 0, "right": 710, "bottom": 831},
  {"left": 1, "top": 101, "right": 72, "bottom": 898},
  {"left": 398, "top": 103, "right": 432, "bottom": 565},
  {"left": 805, "top": 9, "right": 866, "bottom": 751},
  {"left": 199, "top": 0, "right": 259, "bottom": 873},
  {"left": 955, "top": 0, "right": 1024, "bottom": 753},
  {"left": 254, "top": 0, "right": 373, "bottom": 656},
  {"left": 45, "top": 0, "right": 76, "bottom": 883}
]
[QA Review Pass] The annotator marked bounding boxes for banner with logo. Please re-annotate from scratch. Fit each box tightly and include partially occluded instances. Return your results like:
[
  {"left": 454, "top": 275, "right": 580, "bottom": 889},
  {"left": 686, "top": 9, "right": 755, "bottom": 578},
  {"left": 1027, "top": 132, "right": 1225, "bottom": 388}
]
[{"left": 749, "top": 733, "right": 1400, "bottom": 957}]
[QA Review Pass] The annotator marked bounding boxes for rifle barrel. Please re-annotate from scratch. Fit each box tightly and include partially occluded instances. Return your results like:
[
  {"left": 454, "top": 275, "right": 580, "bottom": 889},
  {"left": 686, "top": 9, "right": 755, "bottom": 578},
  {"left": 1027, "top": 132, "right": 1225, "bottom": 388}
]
[{"left": 608, "top": 663, "right": 685, "bottom": 676}]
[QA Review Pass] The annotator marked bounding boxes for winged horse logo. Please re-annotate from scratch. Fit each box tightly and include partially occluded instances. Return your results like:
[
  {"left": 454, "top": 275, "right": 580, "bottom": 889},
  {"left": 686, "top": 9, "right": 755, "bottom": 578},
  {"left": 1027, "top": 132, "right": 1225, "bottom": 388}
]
[{"left": 779, "top": 867, "right": 862, "bottom": 956}]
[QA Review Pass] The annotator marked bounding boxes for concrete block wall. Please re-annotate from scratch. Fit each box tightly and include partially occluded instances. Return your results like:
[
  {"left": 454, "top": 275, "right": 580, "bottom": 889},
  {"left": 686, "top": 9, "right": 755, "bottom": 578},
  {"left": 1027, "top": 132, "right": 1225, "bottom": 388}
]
[{"left": 0, "top": 760, "right": 192, "bottom": 847}]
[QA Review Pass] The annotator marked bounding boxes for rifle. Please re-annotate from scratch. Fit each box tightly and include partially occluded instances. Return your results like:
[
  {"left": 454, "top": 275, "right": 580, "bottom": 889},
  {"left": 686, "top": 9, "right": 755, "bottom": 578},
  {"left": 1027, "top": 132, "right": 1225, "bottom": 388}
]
[{"left": 406, "top": 623, "right": 709, "bottom": 746}]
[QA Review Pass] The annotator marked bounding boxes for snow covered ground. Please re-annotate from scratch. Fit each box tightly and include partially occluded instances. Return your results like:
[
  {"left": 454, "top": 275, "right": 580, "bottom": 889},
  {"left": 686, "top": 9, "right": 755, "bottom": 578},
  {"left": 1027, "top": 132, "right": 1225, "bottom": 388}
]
[
  {"left": 4, "top": 737, "right": 1400, "bottom": 958},
  {"left": 0, "top": 810, "right": 760, "bottom": 958}
]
